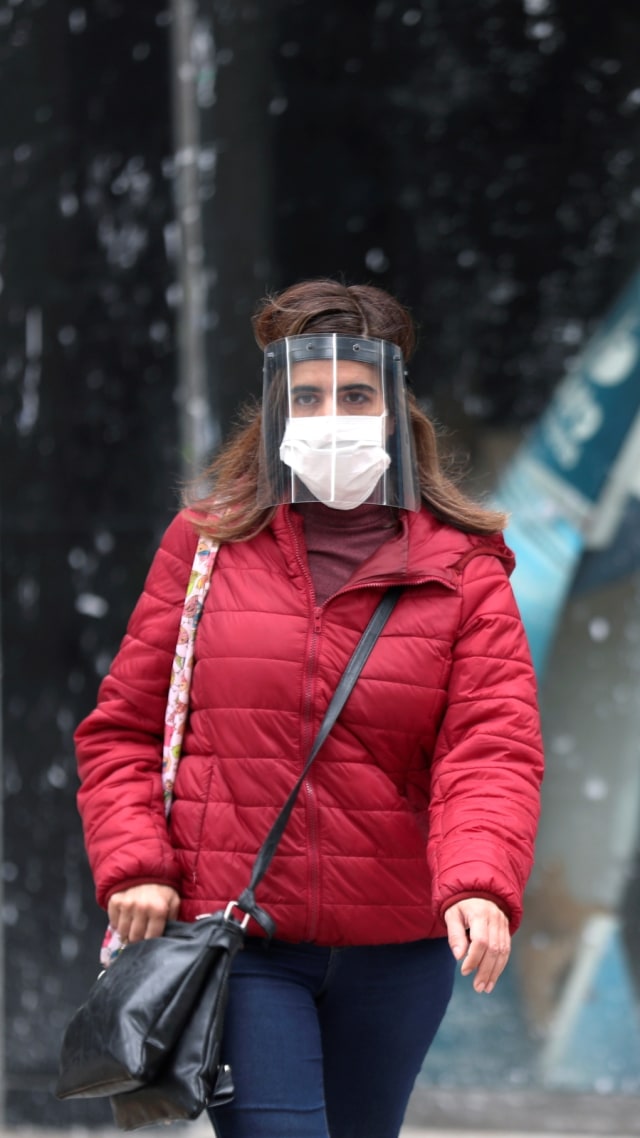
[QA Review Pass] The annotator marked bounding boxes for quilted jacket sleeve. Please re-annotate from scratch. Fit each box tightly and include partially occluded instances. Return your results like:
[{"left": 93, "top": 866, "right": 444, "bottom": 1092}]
[
  {"left": 74, "top": 512, "right": 199, "bottom": 909},
  {"left": 427, "top": 553, "right": 544, "bottom": 932}
]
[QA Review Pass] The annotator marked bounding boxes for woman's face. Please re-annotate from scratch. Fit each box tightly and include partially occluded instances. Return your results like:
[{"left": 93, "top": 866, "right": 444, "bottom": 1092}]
[{"left": 289, "top": 360, "right": 385, "bottom": 417}]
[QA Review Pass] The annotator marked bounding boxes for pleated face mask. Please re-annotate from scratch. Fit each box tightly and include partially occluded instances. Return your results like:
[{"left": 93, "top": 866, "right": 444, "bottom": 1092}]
[{"left": 279, "top": 414, "right": 391, "bottom": 510}]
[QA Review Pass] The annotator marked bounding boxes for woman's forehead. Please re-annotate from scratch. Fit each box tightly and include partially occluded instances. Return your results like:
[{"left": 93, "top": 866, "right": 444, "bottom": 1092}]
[{"left": 290, "top": 359, "right": 381, "bottom": 387}]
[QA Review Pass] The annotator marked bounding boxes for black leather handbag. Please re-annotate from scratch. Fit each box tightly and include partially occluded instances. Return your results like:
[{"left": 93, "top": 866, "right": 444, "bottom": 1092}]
[{"left": 56, "top": 586, "right": 402, "bottom": 1131}]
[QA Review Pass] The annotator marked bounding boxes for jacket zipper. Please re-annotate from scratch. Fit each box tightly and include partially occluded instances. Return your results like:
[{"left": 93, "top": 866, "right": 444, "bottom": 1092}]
[{"left": 287, "top": 515, "right": 323, "bottom": 941}]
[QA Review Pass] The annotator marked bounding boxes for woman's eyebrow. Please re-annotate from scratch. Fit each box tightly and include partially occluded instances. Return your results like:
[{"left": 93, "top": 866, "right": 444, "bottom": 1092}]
[
  {"left": 291, "top": 383, "right": 321, "bottom": 394},
  {"left": 290, "top": 381, "right": 378, "bottom": 394}
]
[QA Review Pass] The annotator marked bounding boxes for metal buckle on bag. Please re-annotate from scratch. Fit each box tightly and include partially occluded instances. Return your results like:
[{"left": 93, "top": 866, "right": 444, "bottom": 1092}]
[
  {"left": 223, "top": 900, "right": 251, "bottom": 929},
  {"left": 195, "top": 902, "right": 252, "bottom": 929}
]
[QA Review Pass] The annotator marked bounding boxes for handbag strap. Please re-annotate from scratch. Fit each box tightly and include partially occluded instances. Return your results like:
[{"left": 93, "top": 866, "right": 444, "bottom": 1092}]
[
  {"left": 162, "top": 534, "right": 219, "bottom": 814},
  {"left": 235, "top": 585, "right": 403, "bottom": 934}
]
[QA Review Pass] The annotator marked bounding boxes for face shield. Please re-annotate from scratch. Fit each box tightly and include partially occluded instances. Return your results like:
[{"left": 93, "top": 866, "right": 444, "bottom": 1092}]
[{"left": 256, "top": 333, "right": 421, "bottom": 512}]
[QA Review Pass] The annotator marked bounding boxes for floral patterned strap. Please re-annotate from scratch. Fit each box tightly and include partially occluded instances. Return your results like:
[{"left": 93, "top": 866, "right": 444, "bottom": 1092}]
[
  {"left": 100, "top": 533, "right": 219, "bottom": 967},
  {"left": 161, "top": 534, "right": 219, "bottom": 812}
]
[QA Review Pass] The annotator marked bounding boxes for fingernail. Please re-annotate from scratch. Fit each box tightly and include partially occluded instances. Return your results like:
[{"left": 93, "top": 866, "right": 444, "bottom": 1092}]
[{"left": 475, "top": 982, "right": 485, "bottom": 993}]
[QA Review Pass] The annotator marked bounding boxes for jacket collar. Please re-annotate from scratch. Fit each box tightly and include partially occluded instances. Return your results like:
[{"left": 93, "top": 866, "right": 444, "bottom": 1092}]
[{"left": 272, "top": 504, "right": 515, "bottom": 590}]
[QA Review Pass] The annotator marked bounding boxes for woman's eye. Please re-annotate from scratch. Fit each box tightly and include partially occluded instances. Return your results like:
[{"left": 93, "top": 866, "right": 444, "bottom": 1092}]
[
  {"left": 293, "top": 392, "right": 318, "bottom": 407},
  {"left": 341, "top": 393, "right": 376, "bottom": 412}
]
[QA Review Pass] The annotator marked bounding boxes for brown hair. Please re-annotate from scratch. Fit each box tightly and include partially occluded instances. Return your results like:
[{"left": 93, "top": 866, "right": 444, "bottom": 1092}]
[{"left": 185, "top": 279, "right": 507, "bottom": 540}]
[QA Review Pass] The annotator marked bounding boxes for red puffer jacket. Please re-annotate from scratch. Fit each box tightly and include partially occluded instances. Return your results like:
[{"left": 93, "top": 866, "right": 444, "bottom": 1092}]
[{"left": 75, "top": 505, "right": 543, "bottom": 946}]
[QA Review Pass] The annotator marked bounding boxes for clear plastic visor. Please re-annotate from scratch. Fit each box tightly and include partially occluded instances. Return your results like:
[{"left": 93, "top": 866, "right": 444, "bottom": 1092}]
[{"left": 257, "top": 333, "right": 420, "bottom": 511}]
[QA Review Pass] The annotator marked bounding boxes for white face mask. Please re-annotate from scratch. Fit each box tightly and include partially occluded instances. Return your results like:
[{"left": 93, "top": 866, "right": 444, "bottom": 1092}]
[{"left": 279, "top": 415, "right": 390, "bottom": 510}]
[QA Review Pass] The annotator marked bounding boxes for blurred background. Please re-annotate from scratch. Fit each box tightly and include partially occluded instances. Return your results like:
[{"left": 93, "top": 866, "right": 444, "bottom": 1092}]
[{"left": 3, "top": 0, "right": 640, "bottom": 1131}]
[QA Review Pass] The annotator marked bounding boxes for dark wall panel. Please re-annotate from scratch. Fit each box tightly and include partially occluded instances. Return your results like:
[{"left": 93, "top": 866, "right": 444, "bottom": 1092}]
[
  {"left": 1, "top": 0, "right": 177, "bottom": 1123},
  {"left": 269, "top": 1, "right": 640, "bottom": 428}
]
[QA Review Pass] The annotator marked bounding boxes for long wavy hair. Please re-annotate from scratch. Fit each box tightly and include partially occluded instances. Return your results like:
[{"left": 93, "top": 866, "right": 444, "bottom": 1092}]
[{"left": 185, "top": 279, "right": 507, "bottom": 540}]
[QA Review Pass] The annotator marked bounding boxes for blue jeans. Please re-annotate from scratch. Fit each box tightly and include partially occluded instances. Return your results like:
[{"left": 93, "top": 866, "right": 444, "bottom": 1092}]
[{"left": 208, "top": 936, "right": 455, "bottom": 1138}]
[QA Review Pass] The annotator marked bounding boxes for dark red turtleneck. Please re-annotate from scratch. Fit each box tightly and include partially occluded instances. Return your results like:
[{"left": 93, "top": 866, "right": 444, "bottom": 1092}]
[{"left": 294, "top": 502, "right": 400, "bottom": 606}]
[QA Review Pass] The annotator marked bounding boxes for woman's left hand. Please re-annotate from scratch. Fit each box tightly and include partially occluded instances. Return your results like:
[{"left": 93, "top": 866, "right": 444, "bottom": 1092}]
[{"left": 443, "top": 898, "right": 511, "bottom": 994}]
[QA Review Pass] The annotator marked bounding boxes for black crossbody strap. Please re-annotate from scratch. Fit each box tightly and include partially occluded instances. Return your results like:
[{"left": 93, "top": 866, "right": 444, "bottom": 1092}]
[{"left": 236, "top": 586, "right": 403, "bottom": 930}]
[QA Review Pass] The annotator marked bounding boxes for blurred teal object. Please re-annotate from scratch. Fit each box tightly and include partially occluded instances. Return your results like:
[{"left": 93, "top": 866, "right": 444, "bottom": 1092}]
[
  {"left": 538, "top": 915, "right": 640, "bottom": 1091},
  {"left": 493, "top": 267, "right": 640, "bottom": 676}
]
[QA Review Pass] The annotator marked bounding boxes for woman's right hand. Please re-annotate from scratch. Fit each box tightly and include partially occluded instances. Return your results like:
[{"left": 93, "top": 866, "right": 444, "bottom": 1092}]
[{"left": 107, "top": 884, "right": 181, "bottom": 944}]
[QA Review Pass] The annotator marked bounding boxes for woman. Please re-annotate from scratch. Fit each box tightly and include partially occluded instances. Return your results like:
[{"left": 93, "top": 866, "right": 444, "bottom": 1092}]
[{"left": 75, "top": 278, "right": 544, "bottom": 1138}]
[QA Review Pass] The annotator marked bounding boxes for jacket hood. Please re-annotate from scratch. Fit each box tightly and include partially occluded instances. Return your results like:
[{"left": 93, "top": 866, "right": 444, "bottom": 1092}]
[{"left": 404, "top": 509, "right": 516, "bottom": 577}]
